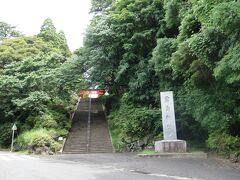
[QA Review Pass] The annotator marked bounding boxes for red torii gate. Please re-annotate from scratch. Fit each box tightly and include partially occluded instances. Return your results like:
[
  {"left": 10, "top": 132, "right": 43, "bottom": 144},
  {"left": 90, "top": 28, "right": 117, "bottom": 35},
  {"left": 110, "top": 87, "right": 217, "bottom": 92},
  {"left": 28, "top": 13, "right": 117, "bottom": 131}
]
[{"left": 80, "top": 90, "right": 105, "bottom": 98}]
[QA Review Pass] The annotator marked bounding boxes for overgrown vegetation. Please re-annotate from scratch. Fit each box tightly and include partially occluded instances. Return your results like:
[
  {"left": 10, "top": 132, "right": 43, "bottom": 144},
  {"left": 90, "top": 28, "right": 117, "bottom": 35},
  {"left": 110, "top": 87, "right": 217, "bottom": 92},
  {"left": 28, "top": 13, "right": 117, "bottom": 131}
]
[
  {"left": 0, "top": 0, "right": 240, "bottom": 159},
  {"left": 76, "top": 0, "right": 240, "bottom": 158},
  {"left": 16, "top": 128, "right": 61, "bottom": 153},
  {"left": 0, "top": 19, "right": 86, "bottom": 153},
  {"left": 108, "top": 93, "right": 161, "bottom": 151}
]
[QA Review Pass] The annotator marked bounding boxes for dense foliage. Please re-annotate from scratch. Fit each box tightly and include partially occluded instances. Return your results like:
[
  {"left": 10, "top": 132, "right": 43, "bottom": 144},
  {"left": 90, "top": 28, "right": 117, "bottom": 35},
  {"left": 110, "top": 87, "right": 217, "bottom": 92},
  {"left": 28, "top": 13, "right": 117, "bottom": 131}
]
[
  {"left": 79, "top": 0, "right": 240, "bottom": 156},
  {"left": 0, "top": 19, "right": 86, "bottom": 151},
  {"left": 0, "top": 0, "right": 239, "bottom": 158},
  {"left": 108, "top": 93, "right": 161, "bottom": 151}
]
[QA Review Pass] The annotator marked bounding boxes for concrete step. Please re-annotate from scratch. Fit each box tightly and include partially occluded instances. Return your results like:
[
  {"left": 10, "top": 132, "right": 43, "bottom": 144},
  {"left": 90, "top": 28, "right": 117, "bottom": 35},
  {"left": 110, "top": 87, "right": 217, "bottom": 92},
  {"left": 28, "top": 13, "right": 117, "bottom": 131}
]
[
  {"left": 65, "top": 144, "right": 87, "bottom": 147},
  {"left": 63, "top": 98, "right": 113, "bottom": 154},
  {"left": 63, "top": 150, "right": 88, "bottom": 154},
  {"left": 63, "top": 148, "right": 87, "bottom": 151},
  {"left": 89, "top": 150, "right": 113, "bottom": 153}
]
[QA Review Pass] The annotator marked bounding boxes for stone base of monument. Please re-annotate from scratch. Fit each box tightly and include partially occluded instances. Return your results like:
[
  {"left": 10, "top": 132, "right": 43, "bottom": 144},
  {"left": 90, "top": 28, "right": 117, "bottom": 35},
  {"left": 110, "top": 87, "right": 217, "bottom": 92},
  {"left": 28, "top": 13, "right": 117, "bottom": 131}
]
[
  {"left": 138, "top": 152, "right": 207, "bottom": 158},
  {"left": 155, "top": 140, "right": 187, "bottom": 153}
]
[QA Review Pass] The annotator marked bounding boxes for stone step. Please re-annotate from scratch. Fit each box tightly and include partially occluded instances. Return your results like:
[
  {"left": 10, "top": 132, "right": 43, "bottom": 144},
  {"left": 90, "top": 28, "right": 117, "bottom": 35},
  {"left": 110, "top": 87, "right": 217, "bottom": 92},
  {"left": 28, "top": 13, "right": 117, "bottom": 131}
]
[
  {"left": 89, "top": 147, "right": 113, "bottom": 150},
  {"left": 90, "top": 143, "right": 112, "bottom": 145},
  {"left": 64, "top": 148, "right": 87, "bottom": 151},
  {"left": 64, "top": 142, "right": 87, "bottom": 146},
  {"left": 89, "top": 150, "right": 113, "bottom": 153},
  {"left": 68, "top": 131, "right": 87, "bottom": 134},
  {"left": 67, "top": 136, "right": 87, "bottom": 139},
  {"left": 63, "top": 150, "right": 88, "bottom": 154},
  {"left": 65, "top": 141, "right": 87, "bottom": 144},
  {"left": 66, "top": 139, "right": 87, "bottom": 142},
  {"left": 65, "top": 143, "right": 86, "bottom": 146},
  {"left": 64, "top": 146, "right": 87, "bottom": 149},
  {"left": 63, "top": 98, "right": 113, "bottom": 154},
  {"left": 68, "top": 136, "right": 87, "bottom": 141},
  {"left": 65, "top": 144, "right": 87, "bottom": 147}
]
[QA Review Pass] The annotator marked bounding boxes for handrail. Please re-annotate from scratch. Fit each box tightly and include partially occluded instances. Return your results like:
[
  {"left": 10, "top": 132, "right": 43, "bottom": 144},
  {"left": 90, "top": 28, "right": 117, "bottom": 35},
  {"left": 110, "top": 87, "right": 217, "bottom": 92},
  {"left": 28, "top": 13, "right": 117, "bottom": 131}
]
[{"left": 86, "top": 98, "right": 92, "bottom": 153}]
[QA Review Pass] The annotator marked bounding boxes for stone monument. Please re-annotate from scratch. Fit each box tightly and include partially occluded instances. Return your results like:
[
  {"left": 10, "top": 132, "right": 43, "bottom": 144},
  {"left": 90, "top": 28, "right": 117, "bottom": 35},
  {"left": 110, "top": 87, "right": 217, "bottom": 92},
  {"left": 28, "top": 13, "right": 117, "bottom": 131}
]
[{"left": 155, "top": 91, "right": 186, "bottom": 153}]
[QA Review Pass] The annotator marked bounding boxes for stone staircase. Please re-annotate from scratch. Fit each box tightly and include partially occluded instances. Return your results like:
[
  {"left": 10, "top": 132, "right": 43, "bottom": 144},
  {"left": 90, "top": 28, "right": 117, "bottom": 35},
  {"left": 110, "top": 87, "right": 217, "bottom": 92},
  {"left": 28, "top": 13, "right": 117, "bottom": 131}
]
[
  {"left": 63, "top": 98, "right": 113, "bottom": 153},
  {"left": 89, "top": 110, "right": 113, "bottom": 153}
]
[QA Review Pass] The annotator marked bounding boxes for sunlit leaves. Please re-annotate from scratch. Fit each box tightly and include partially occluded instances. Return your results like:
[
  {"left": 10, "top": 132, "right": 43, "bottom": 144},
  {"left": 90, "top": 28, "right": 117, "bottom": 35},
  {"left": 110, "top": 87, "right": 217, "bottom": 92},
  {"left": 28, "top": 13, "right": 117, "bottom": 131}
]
[
  {"left": 210, "top": 2, "right": 240, "bottom": 35},
  {"left": 0, "top": 36, "right": 62, "bottom": 68},
  {"left": 214, "top": 43, "right": 240, "bottom": 85}
]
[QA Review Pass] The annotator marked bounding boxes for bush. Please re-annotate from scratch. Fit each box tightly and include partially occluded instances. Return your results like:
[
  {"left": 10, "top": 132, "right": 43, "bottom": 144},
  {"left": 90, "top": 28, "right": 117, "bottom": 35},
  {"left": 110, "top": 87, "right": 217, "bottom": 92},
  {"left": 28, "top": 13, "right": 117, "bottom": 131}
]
[
  {"left": 50, "top": 141, "right": 62, "bottom": 152},
  {"left": 110, "top": 106, "right": 161, "bottom": 139},
  {"left": 108, "top": 93, "right": 162, "bottom": 150},
  {"left": 207, "top": 133, "right": 240, "bottom": 159},
  {"left": 16, "top": 128, "right": 54, "bottom": 150}
]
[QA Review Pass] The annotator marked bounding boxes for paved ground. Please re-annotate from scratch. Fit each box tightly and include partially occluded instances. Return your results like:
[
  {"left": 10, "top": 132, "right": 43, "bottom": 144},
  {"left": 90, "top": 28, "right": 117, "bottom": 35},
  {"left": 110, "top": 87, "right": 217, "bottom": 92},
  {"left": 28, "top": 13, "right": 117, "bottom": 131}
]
[{"left": 0, "top": 152, "right": 239, "bottom": 180}]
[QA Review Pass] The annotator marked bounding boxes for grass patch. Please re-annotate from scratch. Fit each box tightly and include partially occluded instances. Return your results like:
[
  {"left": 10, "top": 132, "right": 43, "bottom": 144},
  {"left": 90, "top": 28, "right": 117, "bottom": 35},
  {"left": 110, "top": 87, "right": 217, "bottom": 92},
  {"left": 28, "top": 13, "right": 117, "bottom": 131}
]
[
  {"left": 16, "top": 128, "right": 62, "bottom": 153},
  {"left": 139, "top": 149, "right": 156, "bottom": 155}
]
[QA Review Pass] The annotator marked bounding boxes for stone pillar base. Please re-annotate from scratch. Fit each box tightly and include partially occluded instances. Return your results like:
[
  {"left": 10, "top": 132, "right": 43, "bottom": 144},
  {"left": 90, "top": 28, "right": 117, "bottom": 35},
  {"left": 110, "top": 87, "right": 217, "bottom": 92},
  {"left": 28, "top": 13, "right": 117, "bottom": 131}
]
[{"left": 155, "top": 140, "right": 187, "bottom": 153}]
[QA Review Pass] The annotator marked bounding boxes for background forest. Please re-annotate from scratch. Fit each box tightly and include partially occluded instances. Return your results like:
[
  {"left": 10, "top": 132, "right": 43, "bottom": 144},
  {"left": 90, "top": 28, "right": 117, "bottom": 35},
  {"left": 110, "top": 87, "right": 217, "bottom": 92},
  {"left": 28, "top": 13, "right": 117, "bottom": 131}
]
[
  {"left": 79, "top": 0, "right": 240, "bottom": 157},
  {"left": 0, "top": 0, "right": 239, "bottom": 159}
]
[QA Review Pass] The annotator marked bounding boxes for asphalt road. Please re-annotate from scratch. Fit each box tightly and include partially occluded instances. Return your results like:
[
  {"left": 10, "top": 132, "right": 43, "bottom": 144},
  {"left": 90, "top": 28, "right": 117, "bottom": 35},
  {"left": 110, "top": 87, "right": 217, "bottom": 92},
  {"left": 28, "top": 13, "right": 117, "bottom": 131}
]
[{"left": 0, "top": 152, "right": 239, "bottom": 180}]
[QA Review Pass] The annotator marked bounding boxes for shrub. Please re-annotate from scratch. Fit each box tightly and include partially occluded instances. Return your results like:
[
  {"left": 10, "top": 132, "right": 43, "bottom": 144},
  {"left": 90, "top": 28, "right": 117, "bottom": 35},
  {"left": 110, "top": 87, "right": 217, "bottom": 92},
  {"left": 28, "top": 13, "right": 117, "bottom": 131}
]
[
  {"left": 109, "top": 105, "right": 161, "bottom": 138},
  {"left": 16, "top": 128, "right": 54, "bottom": 150},
  {"left": 207, "top": 133, "right": 240, "bottom": 158},
  {"left": 108, "top": 94, "right": 162, "bottom": 150},
  {"left": 50, "top": 141, "right": 62, "bottom": 152}
]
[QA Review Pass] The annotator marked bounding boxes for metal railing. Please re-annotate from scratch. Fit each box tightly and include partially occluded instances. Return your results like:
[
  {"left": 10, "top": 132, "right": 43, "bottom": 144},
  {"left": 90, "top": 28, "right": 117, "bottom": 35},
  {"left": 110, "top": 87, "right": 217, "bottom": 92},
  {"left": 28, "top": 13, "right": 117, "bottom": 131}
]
[{"left": 86, "top": 98, "right": 92, "bottom": 153}]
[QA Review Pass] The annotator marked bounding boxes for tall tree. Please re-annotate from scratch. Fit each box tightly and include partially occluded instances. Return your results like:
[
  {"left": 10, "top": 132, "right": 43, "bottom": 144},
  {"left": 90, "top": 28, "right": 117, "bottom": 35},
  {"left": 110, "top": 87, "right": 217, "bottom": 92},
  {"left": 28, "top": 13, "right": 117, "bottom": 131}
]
[
  {"left": 0, "top": 36, "right": 63, "bottom": 68},
  {"left": 38, "top": 18, "right": 71, "bottom": 56},
  {"left": 0, "top": 21, "right": 23, "bottom": 39},
  {"left": 77, "top": 0, "right": 240, "bottom": 153},
  {"left": 91, "top": 0, "right": 113, "bottom": 13}
]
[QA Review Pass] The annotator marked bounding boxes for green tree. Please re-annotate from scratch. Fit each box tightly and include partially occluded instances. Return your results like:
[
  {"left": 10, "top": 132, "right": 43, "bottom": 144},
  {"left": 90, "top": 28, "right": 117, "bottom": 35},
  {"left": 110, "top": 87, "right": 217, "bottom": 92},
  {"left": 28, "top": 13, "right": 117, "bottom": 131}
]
[
  {"left": 38, "top": 18, "right": 71, "bottom": 56},
  {"left": 0, "top": 21, "right": 23, "bottom": 39},
  {"left": 0, "top": 21, "right": 81, "bottom": 148},
  {"left": 91, "top": 0, "right": 113, "bottom": 12},
  {"left": 0, "top": 36, "right": 62, "bottom": 68},
  {"left": 78, "top": 0, "right": 240, "bottom": 152}
]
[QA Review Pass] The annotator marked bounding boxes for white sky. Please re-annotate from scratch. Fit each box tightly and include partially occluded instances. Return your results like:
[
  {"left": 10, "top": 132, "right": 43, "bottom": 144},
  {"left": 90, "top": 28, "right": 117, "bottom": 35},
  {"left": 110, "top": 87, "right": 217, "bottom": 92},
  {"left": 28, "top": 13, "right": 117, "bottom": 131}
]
[{"left": 0, "top": 0, "right": 92, "bottom": 51}]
